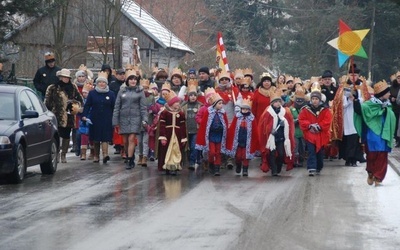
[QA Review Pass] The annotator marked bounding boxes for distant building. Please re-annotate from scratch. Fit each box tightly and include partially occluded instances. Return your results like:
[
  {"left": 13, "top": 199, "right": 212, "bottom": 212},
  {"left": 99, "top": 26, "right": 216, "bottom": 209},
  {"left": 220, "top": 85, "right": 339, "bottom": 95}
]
[{"left": 3, "top": 0, "right": 194, "bottom": 77}]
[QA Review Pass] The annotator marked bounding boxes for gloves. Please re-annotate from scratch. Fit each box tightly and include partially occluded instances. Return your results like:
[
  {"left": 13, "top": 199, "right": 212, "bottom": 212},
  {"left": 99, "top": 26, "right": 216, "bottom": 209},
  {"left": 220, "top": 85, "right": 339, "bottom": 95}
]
[{"left": 309, "top": 123, "right": 321, "bottom": 133}]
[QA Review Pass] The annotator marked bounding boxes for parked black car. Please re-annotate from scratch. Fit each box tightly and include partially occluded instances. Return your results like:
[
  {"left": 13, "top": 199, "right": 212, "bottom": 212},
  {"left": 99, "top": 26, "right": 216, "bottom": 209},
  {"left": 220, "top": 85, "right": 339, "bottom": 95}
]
[{"left": 0, "top": 85, "right": 59, "bottom": 183}]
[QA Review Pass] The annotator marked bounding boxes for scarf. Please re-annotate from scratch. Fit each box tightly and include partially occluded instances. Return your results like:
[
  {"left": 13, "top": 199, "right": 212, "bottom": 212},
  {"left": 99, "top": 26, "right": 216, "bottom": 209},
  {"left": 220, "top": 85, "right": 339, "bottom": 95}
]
[
  {"left": 265, "top": 106, "right": 292, "bottom": 159},
  {"left": 95, "top": 85, "right": 109, "bottom": 93}
]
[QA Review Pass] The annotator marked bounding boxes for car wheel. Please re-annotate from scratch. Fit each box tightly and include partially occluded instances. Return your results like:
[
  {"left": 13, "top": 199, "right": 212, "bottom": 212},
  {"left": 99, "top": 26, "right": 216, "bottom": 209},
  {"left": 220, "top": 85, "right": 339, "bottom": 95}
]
[
  {"left": 40, "top": 138, "right": 58, "bottom": 174},
  {"left": 10, "top": 144, "right": 26, "bottom": 183}
]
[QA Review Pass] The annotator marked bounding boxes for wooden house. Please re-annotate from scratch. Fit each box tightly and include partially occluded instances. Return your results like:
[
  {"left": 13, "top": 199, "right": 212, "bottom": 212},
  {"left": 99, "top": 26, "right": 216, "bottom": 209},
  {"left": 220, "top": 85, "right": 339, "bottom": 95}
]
[{"left": 3, "top": 0, "right": 194, "bottom": 78}]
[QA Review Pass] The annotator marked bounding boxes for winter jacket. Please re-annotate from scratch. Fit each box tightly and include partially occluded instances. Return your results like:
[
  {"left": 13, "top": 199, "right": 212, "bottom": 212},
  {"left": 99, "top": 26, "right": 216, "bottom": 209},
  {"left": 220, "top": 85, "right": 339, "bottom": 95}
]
[{"left": 112, "top": 85, "right": 147, "bottom": 134}]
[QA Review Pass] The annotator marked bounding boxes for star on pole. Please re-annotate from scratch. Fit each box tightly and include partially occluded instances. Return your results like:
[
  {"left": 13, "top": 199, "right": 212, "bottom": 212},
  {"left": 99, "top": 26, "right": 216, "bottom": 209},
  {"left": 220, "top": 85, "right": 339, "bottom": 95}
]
[{"left": 327, "top": 19, "right": 370, "bottom": 67}]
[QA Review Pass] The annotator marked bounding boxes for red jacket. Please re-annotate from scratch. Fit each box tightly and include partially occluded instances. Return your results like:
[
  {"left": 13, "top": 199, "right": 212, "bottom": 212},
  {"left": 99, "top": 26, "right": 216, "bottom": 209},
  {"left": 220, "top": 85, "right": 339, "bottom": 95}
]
[
  {"left": 298, "top": 104, "right": 333, "bottom": 152},
  {"left": 226, "top": 113, "right": 259, "bottom": 159}
]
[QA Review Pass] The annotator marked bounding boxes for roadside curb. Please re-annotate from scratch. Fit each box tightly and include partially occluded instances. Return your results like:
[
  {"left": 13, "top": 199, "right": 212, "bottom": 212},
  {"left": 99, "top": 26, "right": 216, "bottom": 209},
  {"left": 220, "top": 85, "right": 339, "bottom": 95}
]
[{"left": 388, "top": 154, "right": 400, "bottom": 176}]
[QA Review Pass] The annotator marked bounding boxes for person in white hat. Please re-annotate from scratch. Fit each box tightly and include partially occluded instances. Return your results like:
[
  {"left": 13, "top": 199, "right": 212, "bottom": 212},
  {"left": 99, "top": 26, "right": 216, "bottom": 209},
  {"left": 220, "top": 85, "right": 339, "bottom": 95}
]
[{"left": 44, "top": 68, "right": 83, "bottom": 163}]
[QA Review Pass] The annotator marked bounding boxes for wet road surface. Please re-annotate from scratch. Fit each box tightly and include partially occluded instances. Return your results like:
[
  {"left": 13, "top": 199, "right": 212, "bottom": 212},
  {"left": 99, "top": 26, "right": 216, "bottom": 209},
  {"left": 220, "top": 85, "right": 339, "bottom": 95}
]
[{"left": 0, "top": 152, "right": 399, "bottom": 250}]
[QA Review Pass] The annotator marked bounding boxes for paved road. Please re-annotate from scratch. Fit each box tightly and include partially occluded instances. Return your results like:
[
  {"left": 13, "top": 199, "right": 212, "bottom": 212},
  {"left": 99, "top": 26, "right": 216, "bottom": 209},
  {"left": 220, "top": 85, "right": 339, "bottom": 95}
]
[{"left": 0, "top": 152, "right": 399, "bottom": 250}]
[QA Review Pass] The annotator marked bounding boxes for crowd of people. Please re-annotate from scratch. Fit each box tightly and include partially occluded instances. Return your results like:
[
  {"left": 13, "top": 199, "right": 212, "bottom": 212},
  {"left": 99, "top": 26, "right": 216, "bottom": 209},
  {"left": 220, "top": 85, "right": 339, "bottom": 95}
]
[{"left": 32, "top": 52, "right": 400, "bottom": 186}]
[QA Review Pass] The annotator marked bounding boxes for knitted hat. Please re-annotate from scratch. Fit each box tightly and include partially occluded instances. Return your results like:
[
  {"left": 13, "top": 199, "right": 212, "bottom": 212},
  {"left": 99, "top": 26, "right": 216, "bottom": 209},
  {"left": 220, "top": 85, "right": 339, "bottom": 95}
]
[
  {"left": 56, "top": 68, "right": 71, "bottom": 78},
  {"left": 198, "top": 66, "right": 210, "bottom": 75},
  {"left": 188, "top": 68, "right": 196, "bottom": 75},
  {"left": 322, "top": 70, "right": 333, "bottom": 78},
  {"left": 75, "top": 70, "right": 86, "bottom": 78},
  {"left": 373, "top": 80, "right": 390, "bottom": 98},
  {"left": 96, "top": 71, "right": 109, "bottom": 84}
]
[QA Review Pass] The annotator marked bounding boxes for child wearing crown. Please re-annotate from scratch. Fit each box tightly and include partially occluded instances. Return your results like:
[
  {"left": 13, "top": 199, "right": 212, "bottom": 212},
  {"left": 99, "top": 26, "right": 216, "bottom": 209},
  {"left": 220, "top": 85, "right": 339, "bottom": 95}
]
[
  {"left": 196, "top": 88, "right": 229, "bottom": 176},
  {"left": 258, "top": 88, "right": 295, "bottom": 176},
  {"left": 181, "top": 79, "right": 203, "bottom": 170},
  {"left": 354, "top": 80, "right": 395, "bottom": 186},
  {"left": 157, "top": 84, "right": 188, "bottom": 175},
  {"left": 290, "top": 85, "right": 307, "bottom": 167},
  {"left": 298, "top": 84, "right": 333, "bottom": 176},
  {"left": 226, "top": 98, "right": 259, "bottom": 176}
]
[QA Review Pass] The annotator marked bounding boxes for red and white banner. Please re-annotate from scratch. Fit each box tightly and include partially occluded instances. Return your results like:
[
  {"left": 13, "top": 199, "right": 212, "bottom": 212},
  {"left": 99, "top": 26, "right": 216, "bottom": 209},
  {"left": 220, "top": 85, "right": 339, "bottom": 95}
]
[{"left": 216, "top": 31, "right": 229, "bottom": 72}]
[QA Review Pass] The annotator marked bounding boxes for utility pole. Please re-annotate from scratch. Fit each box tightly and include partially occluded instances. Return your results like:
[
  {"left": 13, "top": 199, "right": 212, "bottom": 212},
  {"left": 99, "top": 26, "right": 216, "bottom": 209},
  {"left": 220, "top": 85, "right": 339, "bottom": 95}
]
[{"left": 368, "top": 0, "right": 376, "bottom": 81}]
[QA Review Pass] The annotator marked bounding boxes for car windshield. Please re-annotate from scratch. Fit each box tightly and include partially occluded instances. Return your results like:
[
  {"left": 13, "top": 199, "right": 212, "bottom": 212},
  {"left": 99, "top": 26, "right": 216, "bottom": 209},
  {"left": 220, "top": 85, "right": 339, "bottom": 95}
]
[{"left": 0, "top": 93, "right": 16, "bottom": 120}]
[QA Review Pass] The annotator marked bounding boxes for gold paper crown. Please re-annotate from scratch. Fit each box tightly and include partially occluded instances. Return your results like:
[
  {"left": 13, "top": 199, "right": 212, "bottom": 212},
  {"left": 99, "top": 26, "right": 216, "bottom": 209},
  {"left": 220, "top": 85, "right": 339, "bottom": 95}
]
[
  {"left": 259, "top": 72, "right": 271, "bottom": 79},
  {"left": 243, "top": 68, "right": 253, "bottom": 76},
  {"left": 294, "top": 77, "right": 302, "bottom": 85},
  {"left": 241, "top": 77, "right": 252, "bottom": 86},
  {"left": 97, "top": 71, "right": 108, "bottom": 79},
  {"left": 165, "top": 90, "right": 178, "bottom": 103},
  {"left": 125, "top": 63, "right": 134, "bottom": 70},
  {"left": 310, "top": 81, "right": 321, "bottom": 93},
  {"left": 149, "top": 82, "right": 158, "bottom": 90},
  {"left": 78, "top": 64, "right": 87, "bottom": 71},
  {"left": 310, "top": 76, "right": 321, "bottom": 85},
  {"left": 125, "top": 69, "right": 136, "bottom": 78},
  {"left": 111, "top": 69, "right": 117, "bottom": 76},
  {"left": 204, "top": 87, "right": 216, "bottom": 97},
  {"left": 133, "top": 65, "right": 142, "bottom": 76},
  {"left": 140, "top": 78, "right": 150, "bottom": 88},
  {"left": 187, "top": 79, "right": 198, "bottom": 93},
  {"left": 373, "top": 80, "right": 389, "bottom": 95},
  {"left": 234, "top": 69, "right": 244, "bottom": 79},
  {"left": 241, "top": 98, "right": 252, "bottom": 108},
  {"left": 278, "top": 82, "right": 288, "bottom": 90},
  {"left": 170, "top": 67, "right": 182, "bottom": 77},
  {"left": 44, "top": 52, "right": 55, "bottom": 61},
  {"left": 294, "top": 85, "right": 306, "bottom": 98},
  {"left": 218, "top": 71, "right": 231, "bottom": 81},
  {"left": 390, "top": 74, "right": 396, "bottom": 82},
  {"left": 152, "top": 66, "right": 159, "bottom": 74},
  {"left": 82, "top": 82, "right": 94, "bottom": 92},
  {"left": 396, "top": 71, "right": 400, "bottom": 77},
  {"left": 161, "top": 82, "right": 172, "bottom": 92},
  {"left": 208, "top": 92, "right": 223, "bottom": 106},
  {"left": 285, "top": 75, "right": 294, "bottom": 83},
  {"left": 303, "top": 80, "right": 311, "bottom": 92},
  {"left": 270, "top": 89, "right": 283, "bottom": 103}
]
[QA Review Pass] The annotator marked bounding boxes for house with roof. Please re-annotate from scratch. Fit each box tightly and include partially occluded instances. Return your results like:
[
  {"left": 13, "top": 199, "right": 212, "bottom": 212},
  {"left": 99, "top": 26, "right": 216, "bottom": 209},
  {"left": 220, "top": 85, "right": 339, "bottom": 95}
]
[{"left": 3, "top": 0, "right": 194, "bottom": 77}]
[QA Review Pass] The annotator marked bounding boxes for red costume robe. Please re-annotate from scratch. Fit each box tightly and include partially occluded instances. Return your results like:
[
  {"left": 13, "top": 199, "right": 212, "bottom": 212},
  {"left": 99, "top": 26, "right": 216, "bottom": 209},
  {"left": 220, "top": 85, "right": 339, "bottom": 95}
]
[
  {"left": 252, "top": 86, "right": 276, "bottom": 124},
  {"left": 157, "top": 106, "right": 187, "bottom": 171},
  {"left": 226, "top": 112, "right": 259, "bottom": 159},
  {"left": 258, "top": 105, "right": 295, "bottom": 172}
]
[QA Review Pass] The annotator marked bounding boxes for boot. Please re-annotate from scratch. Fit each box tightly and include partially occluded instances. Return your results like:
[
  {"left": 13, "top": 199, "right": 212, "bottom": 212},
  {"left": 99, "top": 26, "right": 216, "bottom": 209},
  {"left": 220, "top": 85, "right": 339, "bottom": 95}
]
[
  {"left": 141, "top": 156, "right": 148, "bottom": 167},
  {"left": 60, "top": 138, "right": 69, "bottom": 163},
  {"left": 88, "top": 146, "right": 94, "bottom": 160},
  {"left": 214, "top": 165, "right": 220, "bottom": 176},
  {"left": 137, "top": 155, "right": 143, "bottom": 166},
  {"left": 208, "top": 163, "right": 214, "bottom": 174},
  {"left": 126, "top": 155, "right": 135, "bottom": 169},
  {"left": 93, "top": 142, "right": 100, "bottom": 163},
  {"left": 242, "top": 166, "right": 248, "bottom": 177},
  {"left": 102, "top": 142, "right": 110, "bottom": 163},
  {"left": 235, "top": 161, "right": 242, "bottom": 174},
  {"left": 80, "top": 146, "right": 87, "bottom": 161}
]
